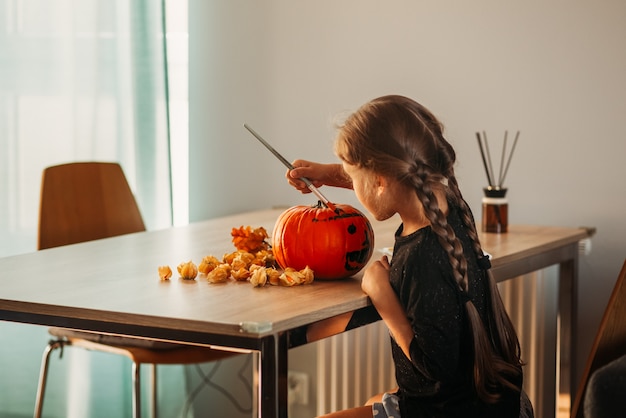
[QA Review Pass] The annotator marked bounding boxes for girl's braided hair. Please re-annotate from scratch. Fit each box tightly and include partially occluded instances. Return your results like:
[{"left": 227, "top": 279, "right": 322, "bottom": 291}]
[{"left": 335, "top": 95, "right": 523, "bottom": 402}]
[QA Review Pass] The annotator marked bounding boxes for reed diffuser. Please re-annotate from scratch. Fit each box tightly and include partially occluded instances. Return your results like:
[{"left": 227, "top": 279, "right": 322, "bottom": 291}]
[{"left": 476, "top": 130, "right": 519, "bottom": 233}]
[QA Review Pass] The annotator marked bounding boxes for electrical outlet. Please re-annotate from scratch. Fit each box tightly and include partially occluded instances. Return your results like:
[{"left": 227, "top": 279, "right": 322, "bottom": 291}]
[
  {"left": 288, "top": 370, "right": 309, "bottom": 405},
  {"left": 579, "top": 237, "right": 592, "bottom": 256}
]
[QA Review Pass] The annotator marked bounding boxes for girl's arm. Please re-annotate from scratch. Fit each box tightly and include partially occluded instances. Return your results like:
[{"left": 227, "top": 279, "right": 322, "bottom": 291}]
[
  {"left": 306, "top": 257, "right": 413, "bottom": 354},
  {"left": 362, "top": 257, "right": 414, "bottom": 358},
  {"left": 286, "top": 160, "right": 353, "bottom": 193},
  {"left": 306, "top": 312, "right": 353, "bottom": 342}
]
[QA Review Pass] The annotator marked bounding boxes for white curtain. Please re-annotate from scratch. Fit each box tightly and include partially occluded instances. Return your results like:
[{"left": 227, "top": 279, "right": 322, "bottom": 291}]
[
  {"left": 0, "top": 0, "right": 172, "bottom": 258},
  {"left": 0, "top": 0, "right": 177, "bottom": 416}
]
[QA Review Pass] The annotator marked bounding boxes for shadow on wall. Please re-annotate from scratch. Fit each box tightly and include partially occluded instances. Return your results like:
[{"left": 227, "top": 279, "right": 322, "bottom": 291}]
[{"left": 183, "top": 354, "right": 255, "bottom": 417}]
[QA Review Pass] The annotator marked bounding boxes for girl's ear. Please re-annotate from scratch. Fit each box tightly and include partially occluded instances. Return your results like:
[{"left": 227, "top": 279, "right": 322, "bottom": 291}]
[{"left": 376, "top": 175, "right": 388, "bottom": 196}]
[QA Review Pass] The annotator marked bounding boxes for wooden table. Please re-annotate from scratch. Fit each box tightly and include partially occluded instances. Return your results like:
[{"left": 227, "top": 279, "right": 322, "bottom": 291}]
[{"left": 0, "top": 208, "right": 588, "bottom": 418}]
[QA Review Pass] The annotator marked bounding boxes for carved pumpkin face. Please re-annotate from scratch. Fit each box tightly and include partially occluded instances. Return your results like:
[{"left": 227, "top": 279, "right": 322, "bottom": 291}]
[{"left": 272, "top": 202, "right": 374, "bottom": 280}]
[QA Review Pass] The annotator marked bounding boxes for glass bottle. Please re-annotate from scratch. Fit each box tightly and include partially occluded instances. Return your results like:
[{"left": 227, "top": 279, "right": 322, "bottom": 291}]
[{"left": 482, "top": 187, "right": 508, "bottom": 233}]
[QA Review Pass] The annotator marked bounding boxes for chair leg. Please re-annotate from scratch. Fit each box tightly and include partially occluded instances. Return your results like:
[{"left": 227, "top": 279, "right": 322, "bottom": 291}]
[
  {"left": 34, "top": 340, "right": 66, "bottom": 418},
  {"left": 150, "top": 364, "right": 157, "bottom": 418},
  {"left": 133, "top": 363, "right": 158, "bottom": 418},
  {"left": 132, "top": 362, "right": 141, "bottom": 418}
]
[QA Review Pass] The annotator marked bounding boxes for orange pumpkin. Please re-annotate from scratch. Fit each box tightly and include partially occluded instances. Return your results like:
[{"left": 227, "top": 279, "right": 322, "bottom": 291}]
[{"left": 272, "top": 202, "right": 375, "bottom": 280}]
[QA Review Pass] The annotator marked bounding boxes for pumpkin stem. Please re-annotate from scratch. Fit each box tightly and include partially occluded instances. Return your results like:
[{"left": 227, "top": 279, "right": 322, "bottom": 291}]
[{"left": 315, "top": 200, "right": 339, "bottom": 213}]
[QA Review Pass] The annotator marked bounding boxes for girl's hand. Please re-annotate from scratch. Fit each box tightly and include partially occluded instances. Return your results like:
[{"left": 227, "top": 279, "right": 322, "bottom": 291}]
[
  {"left": 361, "top": 256, "right": 391, "bottom": 296},
  {"left": 286, "top": 160, "right": 327, "bottom": 193},
  {"left": 362, "top": 256, "right": 415, "bottom": 359},
  {"left": 285, "top": 160, "right": 353, "bottom": 193}
]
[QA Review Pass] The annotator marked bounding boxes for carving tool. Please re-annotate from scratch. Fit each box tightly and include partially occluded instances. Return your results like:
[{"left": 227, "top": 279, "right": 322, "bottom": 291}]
[{"left": 244, "top": 123, "right": 336, "bottom": 211}]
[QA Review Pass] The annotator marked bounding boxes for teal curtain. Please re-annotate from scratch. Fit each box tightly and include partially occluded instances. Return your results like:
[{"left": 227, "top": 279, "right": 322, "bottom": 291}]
[
  {"left": 130, "top": 0, "right": 174, "bottom": 229},
  {"left": 0, "top": 1, "right": 175, "bottom": 416}
]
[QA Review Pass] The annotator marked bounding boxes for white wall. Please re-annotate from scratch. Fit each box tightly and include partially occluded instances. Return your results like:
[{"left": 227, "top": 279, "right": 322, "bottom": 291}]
[{"left": 190, "top": 0, "right": 626, "bottom": 409}]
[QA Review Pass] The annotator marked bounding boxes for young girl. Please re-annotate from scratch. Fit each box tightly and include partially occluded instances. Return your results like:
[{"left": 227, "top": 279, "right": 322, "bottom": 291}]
[{"left": 286, "top": 95, "right": 533, "bottom": 417}]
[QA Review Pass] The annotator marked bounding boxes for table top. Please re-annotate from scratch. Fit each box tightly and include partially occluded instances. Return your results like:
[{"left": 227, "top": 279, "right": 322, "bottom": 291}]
[{"left": 0, "top": 208, "right": 589, "bottom": 345}]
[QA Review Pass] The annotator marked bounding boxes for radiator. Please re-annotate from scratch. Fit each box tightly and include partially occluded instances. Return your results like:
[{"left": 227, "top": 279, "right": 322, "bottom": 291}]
[
  {"left": 314, "top": 270, "right": 558, "bottom": 417},
  {"left": 499, "top": 268, "right": 560, "bottom": 418},
  {"left": 315, "top": 321, "right": 396, "bottom": 414}
]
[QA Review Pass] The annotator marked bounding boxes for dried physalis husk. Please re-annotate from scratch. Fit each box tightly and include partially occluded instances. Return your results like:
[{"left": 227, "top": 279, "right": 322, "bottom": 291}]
[
  {"left": 223, "top": 250, "right": 254, "bottom": 267},
  {"left": 231, "top": 267, "right": 251, "bottom": 281},
  {"left": 198, "top": 255, "right": 221, "bottom": 275},
  {"left": 177, "top": 261, "right": 198, "bottom": 280},
  {"left": 278, "top": 268, "right": 303, "bottom": 287},
  {"left": 252, "top": 249, "right": 275, "bottom": 267},
  {"left": 158, "top": 265, "right": 172, "bottom": 281},
  {"left": 230, "top": 252, "right": 255, "bottom": 271},
  {"left": 300, "top": 266, "right": 314, "bottom": 285},
  {"left": 266, "top": 268, "right": 282, "bottom": 286},
  {"left": 231, "top": 226, "right": 270, "bottom": 253},
  {"left": 249, "top": 265, "right": 267, "bottom": 287},
  {"left": 206, "top": 264, "right": 231, "bottom": 283},
  {"left": 276, "top": 267, "right": 315, "bottom": 286}
]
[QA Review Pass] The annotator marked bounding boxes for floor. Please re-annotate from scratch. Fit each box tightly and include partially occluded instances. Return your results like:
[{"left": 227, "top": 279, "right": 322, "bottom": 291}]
[{"left": 558, "top": 394, "right": 570, "bottom": 418}]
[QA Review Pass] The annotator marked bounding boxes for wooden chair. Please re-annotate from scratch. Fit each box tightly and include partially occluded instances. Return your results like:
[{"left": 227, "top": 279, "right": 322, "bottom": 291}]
[
  {"left": 571, "top": 259, "right": 626, "bottom": 418},
  {"left": 35, "top": 162, "right": 236, "bottom": 418}
]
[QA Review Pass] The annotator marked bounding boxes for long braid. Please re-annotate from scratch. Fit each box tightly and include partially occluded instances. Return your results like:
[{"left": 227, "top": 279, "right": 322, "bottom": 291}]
[
  {"left": 447, "top": 175, "right": 523, "bottom": 368},
  {"left": 413, "top": 166, "right": 468, "bottom": 290},
  {"left": 410, "top": 168, "right": 519, "bottom": 402}
]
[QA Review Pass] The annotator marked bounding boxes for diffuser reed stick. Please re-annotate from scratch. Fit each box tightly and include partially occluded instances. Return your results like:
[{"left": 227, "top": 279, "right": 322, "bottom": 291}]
[
  {"left": 499, "top": 130, "right": 519, "bottom": 187},
  {"left": 476, "top": 130, "right": 519, "bottom": 188},
  {"left": 497, "top": 131, "right": 508, "bottom": 187},
  {"left": 476, "top": 132, "right": 494, "bottom": 187},
  {"left": 482, "top": 131, "right": 496, "bottom": 187}
]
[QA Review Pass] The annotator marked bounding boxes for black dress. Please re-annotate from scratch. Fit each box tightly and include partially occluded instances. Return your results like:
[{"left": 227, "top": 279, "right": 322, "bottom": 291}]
[{"left": 348, "top": 204, "right": 522, "bottom": 418}]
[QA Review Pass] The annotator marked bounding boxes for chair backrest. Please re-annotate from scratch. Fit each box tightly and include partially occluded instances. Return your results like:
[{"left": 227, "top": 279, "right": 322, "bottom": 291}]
[
  {"left": 38, "top": 162, "right": 146, "bottom": 250},
  {"left": 571, "top": 259, "right": 626, "bottom": 418}
]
